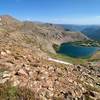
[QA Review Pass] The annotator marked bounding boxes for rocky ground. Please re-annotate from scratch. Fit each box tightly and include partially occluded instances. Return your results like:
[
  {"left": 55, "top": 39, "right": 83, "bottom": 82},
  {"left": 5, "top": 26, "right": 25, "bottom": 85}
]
[
  {"left": 0, "top": 44, "right": 100, "bottom": 100},
  {"left": 0, "top": 15, "right": 100, "bottom": 100}
]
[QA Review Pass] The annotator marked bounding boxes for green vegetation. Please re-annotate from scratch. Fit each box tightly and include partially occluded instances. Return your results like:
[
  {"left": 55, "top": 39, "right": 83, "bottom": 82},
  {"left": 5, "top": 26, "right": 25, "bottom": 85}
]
[
  {"left": 51, "top": 52, "right": 100, "bottom": 64},
  {"left": 49, "top": 53, "right": 88, "bottom": 64},
  {"left": 51, "top": 40, "right": 100, "bottom": 64},
  {"left": 70, "top": 40, "right": 100, "bottom": 47},
  {"left": 52, "top": 44, "right": 60, "bottom": 51},
  {"left": 0, "top": 82, "right": 35, "bottom": 100},
  {"left": 89, "top": 51, "right": 100, "bottom": 61}
]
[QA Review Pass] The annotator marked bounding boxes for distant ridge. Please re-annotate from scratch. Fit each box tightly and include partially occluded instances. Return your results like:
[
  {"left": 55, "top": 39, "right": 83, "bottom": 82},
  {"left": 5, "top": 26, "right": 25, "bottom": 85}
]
[{"left": 0, "top": 15, "right": 88, "bottom": 53}]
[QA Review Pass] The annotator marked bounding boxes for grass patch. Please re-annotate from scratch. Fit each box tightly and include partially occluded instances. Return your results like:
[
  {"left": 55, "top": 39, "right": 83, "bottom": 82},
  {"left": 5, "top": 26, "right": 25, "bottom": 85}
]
[
  {"left": 49, "top": 52, "right": 88, "bottom": 64},
  {"left": 51, "top": 42, "right": 100, "bottom": 64},
  {"left": 0, "top": 82, "right": 35, "bottom": 100},
  {"left": 69, "top": 40, "right": 100, "bottom": 47},
  {"left": 52, "top": 44, "right": 60, "bottom": 51},
  {"left": 89, "top": 51, "right": 100, "bottom": 61}
]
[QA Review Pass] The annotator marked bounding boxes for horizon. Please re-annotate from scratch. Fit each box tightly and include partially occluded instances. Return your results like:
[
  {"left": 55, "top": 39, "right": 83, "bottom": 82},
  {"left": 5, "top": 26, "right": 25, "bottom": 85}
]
[
  {"left": 1, "top": 14, "right": 100, "bottom": 26},
  {"left": 1, "top": 0, "right": 100, "bottom": 25}
]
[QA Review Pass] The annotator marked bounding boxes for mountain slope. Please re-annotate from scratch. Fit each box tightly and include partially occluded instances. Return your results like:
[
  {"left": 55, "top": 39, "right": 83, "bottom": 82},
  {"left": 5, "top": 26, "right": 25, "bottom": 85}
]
[
  {"left": 82, "top": 27, "right": 100, "bottom": 41},
  {"left": 0, "top": 15, "right": 100, "bottom": 99},
  {"left": 0, "top": 15, "right": 88, "bottom": 54},
  {"left": 59, "top": 24, "right": 87, "bottom": 32}
]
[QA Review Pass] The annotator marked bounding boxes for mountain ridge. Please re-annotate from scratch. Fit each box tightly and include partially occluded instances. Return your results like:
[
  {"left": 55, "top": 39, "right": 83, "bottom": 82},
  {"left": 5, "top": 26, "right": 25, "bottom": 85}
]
[
  {"left": 0, "top": 15, "right": 88, "bottom": 54},
  {"left": 0, "top": 15, "right": 100, "bottom": 99},
  {"left": 82, "top": 27, "right": 100, "bottom": 41}
]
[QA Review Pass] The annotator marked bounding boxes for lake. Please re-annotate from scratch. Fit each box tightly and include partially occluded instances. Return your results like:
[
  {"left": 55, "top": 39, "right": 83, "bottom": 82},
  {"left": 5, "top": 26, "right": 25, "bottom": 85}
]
[{"left": 57, "top": 43, "right": 99, "bottom": 58}]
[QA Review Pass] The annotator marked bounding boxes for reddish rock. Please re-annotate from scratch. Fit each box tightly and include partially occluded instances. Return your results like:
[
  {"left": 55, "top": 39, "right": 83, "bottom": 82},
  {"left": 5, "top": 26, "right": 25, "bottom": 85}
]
[{"left": 17, "top": 69, "right": 28, "bottom": 78}]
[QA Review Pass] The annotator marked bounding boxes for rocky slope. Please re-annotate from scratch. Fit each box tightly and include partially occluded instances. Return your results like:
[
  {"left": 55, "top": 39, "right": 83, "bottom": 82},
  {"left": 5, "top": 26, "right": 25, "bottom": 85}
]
[
  {"left": 0, "top": 15, "right": 100, "bottom": 100},
  {"left": 0, "top": 15, "right": 88, "bottom": 53},
  {"left": 0, "top": 44, "right": 100, "bottom": 99}
]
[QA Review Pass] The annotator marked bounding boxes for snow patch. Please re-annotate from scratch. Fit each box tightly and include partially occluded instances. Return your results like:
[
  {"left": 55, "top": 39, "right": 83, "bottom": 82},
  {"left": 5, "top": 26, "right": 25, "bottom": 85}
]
[{"left": 48, "top": 58, "right": 73, "bottom": 65}]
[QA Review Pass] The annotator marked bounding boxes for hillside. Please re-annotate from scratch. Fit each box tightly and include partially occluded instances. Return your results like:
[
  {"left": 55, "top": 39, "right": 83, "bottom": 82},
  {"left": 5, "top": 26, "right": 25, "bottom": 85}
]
[
  {"left": 59, "top": 24, "right": 88, "bottom": 32},
  {"left": 0, "top": 15, "right": 100, "bottom": 99},
  {"left": 0, "top": 15, "right": 88, "bottom": 54},
  {"left": 82, "top": 27, "right": 100, "bottom": 41}
]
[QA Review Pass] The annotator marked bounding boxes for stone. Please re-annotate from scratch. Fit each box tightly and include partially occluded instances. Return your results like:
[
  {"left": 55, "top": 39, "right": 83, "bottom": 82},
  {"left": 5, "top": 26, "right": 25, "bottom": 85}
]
[
  {"left": 0, "top": 78, "right": 9, "bottom": 84},
  {"left": 17, "top": 69, "right": 28, "bottom": 77},
  {"left": 3, "top": 71, "right": 11, "bottom": 78},
  {"left": 0, "top": 51, "right": 7, "bottom": 56},
  {"left": 68, "top": 79, "right": 73, "bottom": 83},
  {"left": 13, "top": 80, "right": 20, "bottom": 86},
  {"left": 89, "top": 91, "right": 95, "bottom": 97},
  {"left": 4, "top": 62, "right": 14, "bottom": 67},
  {"left": 6, "top": 50, "right": 11, "bottom": 54}
]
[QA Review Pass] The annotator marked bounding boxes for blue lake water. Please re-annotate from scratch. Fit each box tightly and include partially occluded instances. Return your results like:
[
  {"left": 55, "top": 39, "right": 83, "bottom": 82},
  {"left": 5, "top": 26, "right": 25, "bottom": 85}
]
[{"left": 57, "top": 43, "right": 99, "bottom": 58}]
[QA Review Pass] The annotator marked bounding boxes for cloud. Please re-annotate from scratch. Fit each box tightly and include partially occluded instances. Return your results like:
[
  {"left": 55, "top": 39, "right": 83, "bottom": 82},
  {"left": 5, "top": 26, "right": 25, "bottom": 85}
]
[{"left": 47, "top": 16, "right": 100, "bottom": 25}]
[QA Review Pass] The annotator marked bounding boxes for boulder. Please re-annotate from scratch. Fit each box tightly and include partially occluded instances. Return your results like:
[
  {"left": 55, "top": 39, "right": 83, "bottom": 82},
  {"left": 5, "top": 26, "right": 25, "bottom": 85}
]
[{"left": 16, "top": 69, "right": 28, "bottom": 78}]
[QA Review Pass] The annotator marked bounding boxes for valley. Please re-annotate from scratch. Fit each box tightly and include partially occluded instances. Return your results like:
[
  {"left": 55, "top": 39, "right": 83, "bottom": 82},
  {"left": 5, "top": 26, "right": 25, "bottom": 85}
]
[
  {"left": 1, "top": 0, "right": 100, "bottom": 99},
  {"left": 0, "top": 15, "right": 100, "bottom": 99}
]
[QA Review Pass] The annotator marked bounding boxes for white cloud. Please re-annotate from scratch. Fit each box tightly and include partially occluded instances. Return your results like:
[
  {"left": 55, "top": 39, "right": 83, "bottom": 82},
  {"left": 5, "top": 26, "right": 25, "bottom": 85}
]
[{"left": 47, "top": 16, "right": 100, "bottom": 25}]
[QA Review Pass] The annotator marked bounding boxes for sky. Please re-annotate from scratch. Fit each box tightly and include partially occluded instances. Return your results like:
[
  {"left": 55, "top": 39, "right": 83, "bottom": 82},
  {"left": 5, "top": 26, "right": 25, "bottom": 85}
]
[{"left": 0, "top": 0, "right": 100, "bottom": 24}]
